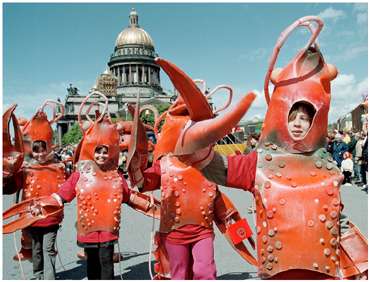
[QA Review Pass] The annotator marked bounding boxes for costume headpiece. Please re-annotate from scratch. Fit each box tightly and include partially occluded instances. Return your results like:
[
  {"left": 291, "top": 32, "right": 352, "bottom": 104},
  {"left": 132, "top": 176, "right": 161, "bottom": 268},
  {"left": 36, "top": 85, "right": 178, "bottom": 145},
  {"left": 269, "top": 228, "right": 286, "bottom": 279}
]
[
  {"left": 260, "top": 16, "right": 338, "bottom": 153},
  {"left": 22, "top": 100, "right": 64, "bottom": 153},
  {"left": 74, "top": 91, "right": 120, "bottom": 169}
]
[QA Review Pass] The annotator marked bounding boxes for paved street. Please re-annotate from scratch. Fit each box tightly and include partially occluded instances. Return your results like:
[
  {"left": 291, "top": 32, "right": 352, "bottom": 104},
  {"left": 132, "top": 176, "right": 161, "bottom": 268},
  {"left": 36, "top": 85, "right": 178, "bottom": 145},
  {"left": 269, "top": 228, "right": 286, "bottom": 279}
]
[{"left": 2, "top": 183, "right": 368, "bottom": 280}]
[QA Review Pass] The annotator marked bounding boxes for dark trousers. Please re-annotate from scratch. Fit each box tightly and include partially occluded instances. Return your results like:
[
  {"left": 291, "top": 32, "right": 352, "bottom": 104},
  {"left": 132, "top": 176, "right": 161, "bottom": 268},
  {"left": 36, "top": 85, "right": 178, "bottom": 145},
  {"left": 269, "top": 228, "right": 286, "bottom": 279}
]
[
  {"left": 85, "top": 244, "right": 114, "bottom": 280},
  {"left": 343, "top": 171, "right": 352, "bottom": 184},
  {"left": 360, "top": 163, "right": 367, "bottom": 185},
  {"left": 29, "top": 225, "right": 59, "bottom": 280}
]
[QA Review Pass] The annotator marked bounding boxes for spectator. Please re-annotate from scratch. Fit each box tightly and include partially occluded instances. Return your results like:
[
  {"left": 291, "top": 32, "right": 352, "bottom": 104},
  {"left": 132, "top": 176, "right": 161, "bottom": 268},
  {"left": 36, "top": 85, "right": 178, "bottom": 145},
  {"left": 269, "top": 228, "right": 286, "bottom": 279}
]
[
  {"left": 243, "top": 133, "right": 259, "bottom": 154},
  {"left": 342, "top": 130, "right": 351, "bottom": 144},
  {"left": 347, "top": 131, "right": 357, "bottom": 155},
  {"left": 353, "top": 133, "right": 364, "bottom": 183},
  {"left": 360, "top": 133, "right": 368, "bottom": 189},
  {"left": 341, "top": 152, "right": 353, "bottom": 186},
  {"left": 61, "top": 147, "right": 74, "bottom": 176},
  {"left": 326, "top": 131, "right": 335, "bottom": 154},
  {"left": 332, "top": 133, "right": 348, "bottom": 168}
]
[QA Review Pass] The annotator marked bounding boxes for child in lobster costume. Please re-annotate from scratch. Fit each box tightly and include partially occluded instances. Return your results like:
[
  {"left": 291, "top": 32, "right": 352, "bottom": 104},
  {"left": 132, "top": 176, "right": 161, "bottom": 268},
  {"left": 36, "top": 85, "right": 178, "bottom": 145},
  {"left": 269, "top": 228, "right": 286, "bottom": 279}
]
[
  {"left": 128, "top": 71, "right": 257, "bottom": 280},
  {"left": 116, "top": 105, "right": 156, "bottom": 172},
  {"left": 153, "top": 16, "right": 368, "bottom": 279},
  {"left": 3, "top": 100, "right": 67, "bottom": 279},
  {"left": 4, "top": 92, "right": 160, "bottom": 280}
]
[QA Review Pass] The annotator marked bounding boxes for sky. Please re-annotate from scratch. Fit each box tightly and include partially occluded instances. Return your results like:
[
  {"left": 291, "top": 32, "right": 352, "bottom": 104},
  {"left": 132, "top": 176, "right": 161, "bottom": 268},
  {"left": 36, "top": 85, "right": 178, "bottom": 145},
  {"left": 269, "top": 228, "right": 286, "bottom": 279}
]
[{"left": 3, "top": 2, "right": 368, "bottom": 123}]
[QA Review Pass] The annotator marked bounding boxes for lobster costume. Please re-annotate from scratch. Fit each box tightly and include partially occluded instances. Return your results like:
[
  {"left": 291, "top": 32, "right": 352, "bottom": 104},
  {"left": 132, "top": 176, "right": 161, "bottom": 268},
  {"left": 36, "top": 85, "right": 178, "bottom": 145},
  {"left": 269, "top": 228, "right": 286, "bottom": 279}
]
[
  {"left": 156, "top": 16, "right": 368, "bottom": 279},
  {"left": 127, "top": 60, "right": 256, "bottom": 279},
  {"left": 3, "top": 101, "right": 66, "bottom": 261},
  {"left": 116, "top": 118, "right": 155, "bottom": 152}
]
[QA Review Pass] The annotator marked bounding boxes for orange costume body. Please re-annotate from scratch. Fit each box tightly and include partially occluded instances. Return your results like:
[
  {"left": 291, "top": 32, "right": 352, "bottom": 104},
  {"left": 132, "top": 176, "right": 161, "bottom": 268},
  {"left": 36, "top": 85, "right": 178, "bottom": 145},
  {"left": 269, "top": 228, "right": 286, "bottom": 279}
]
[{"left": 156, "top": 16, "right": 368, "bottom": 280}]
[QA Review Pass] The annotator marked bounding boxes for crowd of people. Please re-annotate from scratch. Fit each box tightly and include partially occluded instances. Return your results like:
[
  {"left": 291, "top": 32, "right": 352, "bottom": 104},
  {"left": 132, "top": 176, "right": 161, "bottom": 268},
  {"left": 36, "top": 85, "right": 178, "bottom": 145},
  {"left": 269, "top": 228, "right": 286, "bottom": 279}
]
[{"left": 326, "top": 129, "right": 368, "bottom": 188}]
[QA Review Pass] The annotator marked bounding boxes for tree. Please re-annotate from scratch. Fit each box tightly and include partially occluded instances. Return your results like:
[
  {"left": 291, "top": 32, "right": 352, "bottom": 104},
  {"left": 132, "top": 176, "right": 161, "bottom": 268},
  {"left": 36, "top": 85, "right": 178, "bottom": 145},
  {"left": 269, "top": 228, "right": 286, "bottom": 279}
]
[
  {"left": 62, "top": 123, "right": 83, "bottom": 145},
  {"left": 140, "top": 103, "right": 170, "bottom": 126}
]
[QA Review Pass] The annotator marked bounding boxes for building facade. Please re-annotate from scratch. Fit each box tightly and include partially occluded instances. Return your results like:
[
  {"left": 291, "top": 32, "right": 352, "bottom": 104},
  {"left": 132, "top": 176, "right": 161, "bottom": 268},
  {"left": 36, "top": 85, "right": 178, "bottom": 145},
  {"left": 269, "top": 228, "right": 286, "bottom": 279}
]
[{"left": 56, "top": 8, "right": 172, "bottom": 145}]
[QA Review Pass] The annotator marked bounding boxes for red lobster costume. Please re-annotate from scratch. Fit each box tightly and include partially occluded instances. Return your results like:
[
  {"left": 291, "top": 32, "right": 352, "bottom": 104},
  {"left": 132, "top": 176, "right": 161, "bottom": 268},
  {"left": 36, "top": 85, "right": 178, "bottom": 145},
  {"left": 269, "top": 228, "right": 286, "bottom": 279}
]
[
  {"left": 127, "top": 62, "right": 257, "bottom": 279},
  {"left": 3, "top": 100, "right": 66, "bottom": 261},
  {"left": 152, "top": 16, "right": 368, "bottom": 279}
]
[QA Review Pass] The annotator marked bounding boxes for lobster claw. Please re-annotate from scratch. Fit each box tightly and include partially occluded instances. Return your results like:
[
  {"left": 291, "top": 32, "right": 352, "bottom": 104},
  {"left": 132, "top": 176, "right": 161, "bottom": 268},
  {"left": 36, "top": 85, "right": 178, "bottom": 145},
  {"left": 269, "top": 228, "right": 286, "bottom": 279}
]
[
  {"left": 3, "top": 104, "right": 24, "bottom": 189},
  {"left": 155, "top": 57, "right": 256, "bottom": 155},
  {"left": 129, "top": 190, "right": 161, "bottom": 219},
  {"left": 174, "top": 93, "right": 256, "bottom": 155},
  {"left": 155, "top": 58, "right": 213, "bottom": 122},
  {"left": 3, "top": 196, "right": 63, "bottom": 234},
  {"left": 214, "top": 192, "right": 257, "bottom": 266},
  {"left": 126, "top": 100, "right": 149, "bottom": 188}
]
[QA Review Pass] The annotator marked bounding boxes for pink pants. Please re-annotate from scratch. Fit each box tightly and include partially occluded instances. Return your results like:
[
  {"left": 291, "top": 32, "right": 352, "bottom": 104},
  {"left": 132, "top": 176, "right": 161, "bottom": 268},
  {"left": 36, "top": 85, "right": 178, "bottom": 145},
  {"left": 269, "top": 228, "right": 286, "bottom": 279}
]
[{"left": 163, "top": 236, "right": 217, "bottom": 280}]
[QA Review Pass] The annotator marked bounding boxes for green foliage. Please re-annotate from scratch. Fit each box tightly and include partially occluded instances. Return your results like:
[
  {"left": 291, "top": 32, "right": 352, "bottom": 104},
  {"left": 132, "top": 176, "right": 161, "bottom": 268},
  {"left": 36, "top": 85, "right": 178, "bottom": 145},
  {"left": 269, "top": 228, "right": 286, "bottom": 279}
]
[
  {"left": 157, "top": 103, "right": 171, "bottom": 114},
  {"left": 255, "top": 122, "right": 262, "bottom": 133},
  {"left": 110, "top": 117, "right": 125, "bottom": 123},
  {"left": 62, "top": 123, "right": 83, "bottom": 145},
  {"left": 140, "top": 103, "right": 170, "bottom": 126}
]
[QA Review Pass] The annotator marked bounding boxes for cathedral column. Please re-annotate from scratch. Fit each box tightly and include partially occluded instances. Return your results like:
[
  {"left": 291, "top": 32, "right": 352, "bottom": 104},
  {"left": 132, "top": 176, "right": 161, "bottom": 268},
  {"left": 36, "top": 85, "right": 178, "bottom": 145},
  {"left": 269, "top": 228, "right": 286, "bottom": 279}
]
[
  {"left": 121, "top": 66, "right": 127, "bottom": 84},
  {"left": 57, "top": 124, "right": 62, "bottom": 147},
  {"left": 129, "top": 65, "right": 132, "bottom": 84},
  {"left": 142, "top": 65, "right": 147, "bottom": 83},
  {"left": 148, "top": 66, "right": 152, "bottom": 84},
  {"left": 136, "top": 65, "right": 139, "bottom": 84},
  {"left": 119, "top": 66, "right": 122, "bottom": 85}
]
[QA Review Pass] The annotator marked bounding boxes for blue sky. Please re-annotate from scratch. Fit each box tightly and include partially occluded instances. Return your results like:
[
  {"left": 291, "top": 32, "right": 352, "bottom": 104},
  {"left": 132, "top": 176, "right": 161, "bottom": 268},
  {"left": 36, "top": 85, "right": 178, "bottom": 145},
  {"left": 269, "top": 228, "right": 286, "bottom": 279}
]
[{"left": 3, "top": 3, "right": 368, "bottom": 123}]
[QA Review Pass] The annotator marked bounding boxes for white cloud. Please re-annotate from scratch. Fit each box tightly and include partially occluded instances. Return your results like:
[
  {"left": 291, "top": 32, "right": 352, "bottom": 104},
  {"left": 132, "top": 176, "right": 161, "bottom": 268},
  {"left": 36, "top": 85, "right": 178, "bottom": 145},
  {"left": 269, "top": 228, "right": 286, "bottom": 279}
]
[
  {"left": 336, "top": 30, "right": 355, "bottom": 38},
  {"left": 318, "top": 7, "right": 346, "bottom": 22},
  {"left": 3, "top": 80, "right": 91, "bottom": 119},
  {"left": 330, "top": 74, "right": 368, "bottom": 122},
  {"left": 353, "top": 3, "right": 367, "bottom": 12},
  {"left": 357, "top": 12, "right": 368, "bottom": 24},
  {"left": 332, "top": 45, "right": 367, "bottom": 62},
  {"left": 353, "top": 3, "right": 368, "bottom": 25},
  {"left": 333, "top": 74, "right": 356, "bottom": 87}
]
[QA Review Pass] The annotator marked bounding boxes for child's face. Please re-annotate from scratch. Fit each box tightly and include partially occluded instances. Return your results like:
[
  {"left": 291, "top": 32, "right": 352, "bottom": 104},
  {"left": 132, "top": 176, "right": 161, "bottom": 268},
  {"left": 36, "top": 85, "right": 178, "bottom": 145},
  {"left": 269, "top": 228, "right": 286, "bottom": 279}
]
[
  {"left": 94, "top": 146, "right": 109, "bottom": 167},
  {"left": 32, "top": 142, "right": 48, "bottom": 163},
  {"left": 32, "top": 148, "right": 47, "bottom": 163},
  {"left": 288, "top": 107, "right": 312, "bottom": 140}
]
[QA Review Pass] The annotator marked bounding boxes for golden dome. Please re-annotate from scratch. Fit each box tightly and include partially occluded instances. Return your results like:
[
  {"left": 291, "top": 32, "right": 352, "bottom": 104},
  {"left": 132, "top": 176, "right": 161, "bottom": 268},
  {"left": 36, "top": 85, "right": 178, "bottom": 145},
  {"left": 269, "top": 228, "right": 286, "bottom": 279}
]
[{"left": 115, "top": 8, "right": 154, "bottom": 48}]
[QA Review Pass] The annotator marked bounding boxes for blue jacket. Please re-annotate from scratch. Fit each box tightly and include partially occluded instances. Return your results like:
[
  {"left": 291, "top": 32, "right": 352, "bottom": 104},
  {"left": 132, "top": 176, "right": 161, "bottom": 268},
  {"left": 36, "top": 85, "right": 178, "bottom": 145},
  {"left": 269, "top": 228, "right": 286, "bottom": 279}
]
[{"left": 332, "top": 141, "right": 348, "bottom": 167}]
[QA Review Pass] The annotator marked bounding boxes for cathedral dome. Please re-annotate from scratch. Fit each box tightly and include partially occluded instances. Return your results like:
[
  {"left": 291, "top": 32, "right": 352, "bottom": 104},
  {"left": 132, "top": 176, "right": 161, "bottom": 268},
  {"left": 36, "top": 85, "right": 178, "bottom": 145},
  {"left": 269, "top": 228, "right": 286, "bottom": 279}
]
[{"left": 115, "top": 8, "right": 154, "bottom": 48}]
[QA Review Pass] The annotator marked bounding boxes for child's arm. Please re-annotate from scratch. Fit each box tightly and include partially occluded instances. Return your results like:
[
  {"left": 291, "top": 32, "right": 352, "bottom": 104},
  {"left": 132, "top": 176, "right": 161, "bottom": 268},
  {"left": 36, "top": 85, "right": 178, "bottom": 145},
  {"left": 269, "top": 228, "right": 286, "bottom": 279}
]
[
  {"left": 121, "top": 175, "right": 160, "bottom": 219},
  {"left": 55, "top": 172, "right": 80, "bottom": 204},
  {"left": 128, "top": 190, "right": 160, "bottom": 219}
]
